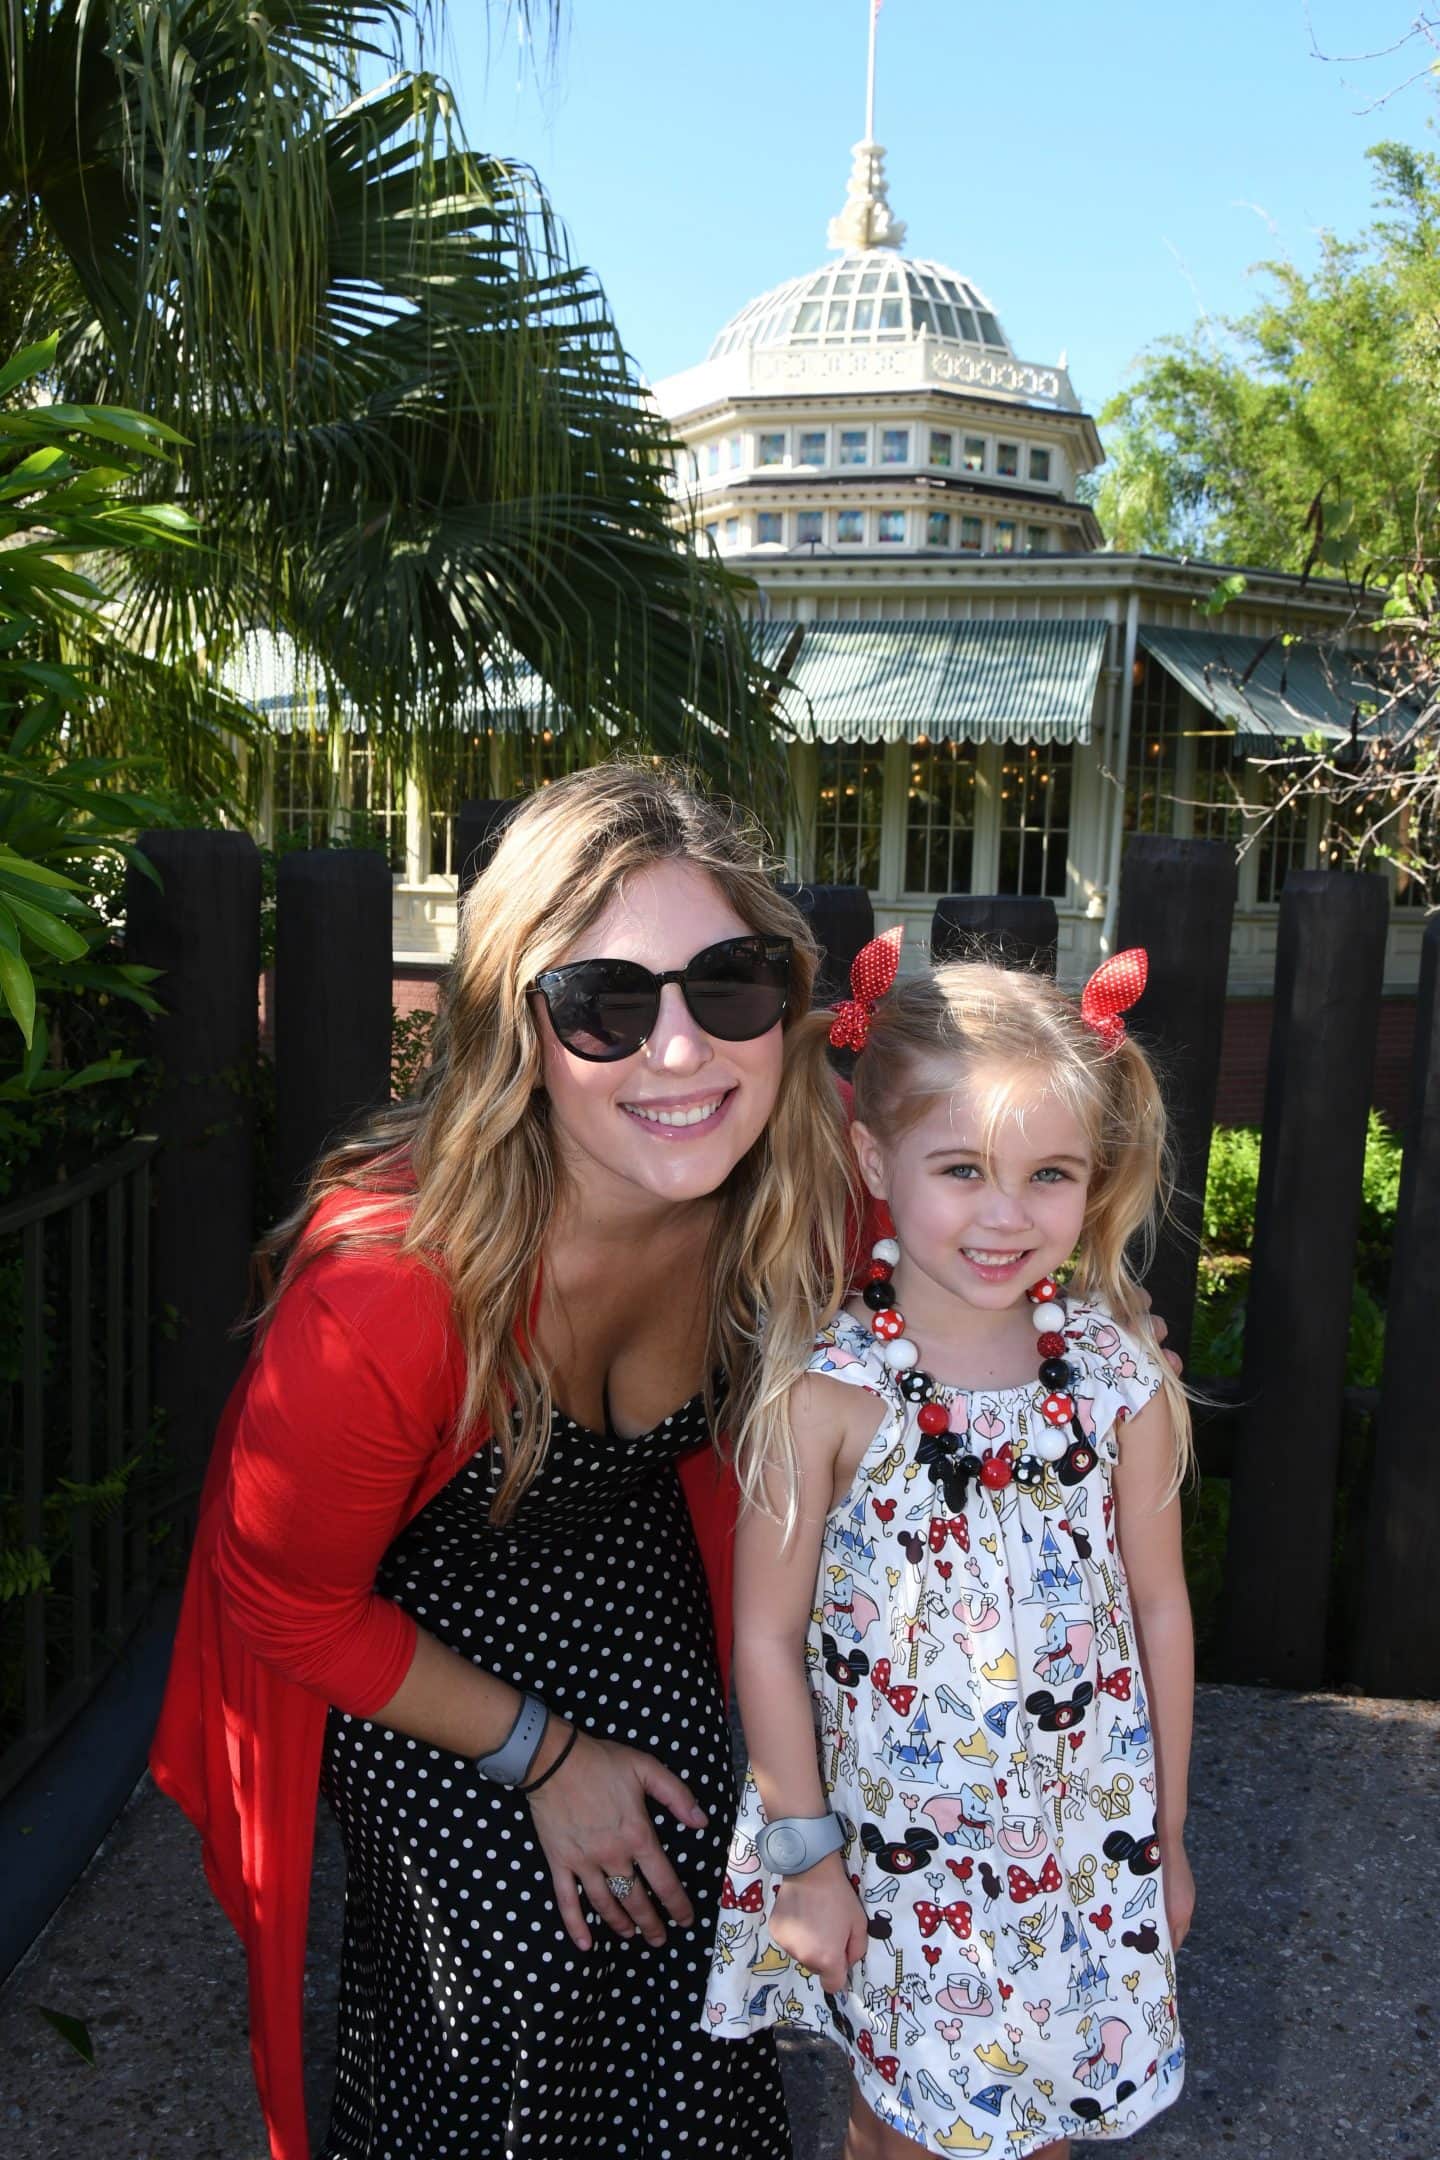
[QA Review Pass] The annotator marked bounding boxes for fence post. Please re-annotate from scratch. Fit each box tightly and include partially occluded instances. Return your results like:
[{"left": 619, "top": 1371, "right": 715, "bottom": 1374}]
[
  {"left": 1222, "top": 869, "right": 1390, "bottom": 1688},
  {"left": 1355, "top": 913, "right": 1440, "bottom": 1698},
  {"left": 456, "top": 798, "right": 520, "bottom": 897},
  {"left": 779, "top": 883, "right": 875, "bottom": 1006},
  {"left": 1116, "top": 836, "right": 1238, "bottom": 1368},
  {"left": 274, "top": 850, "right": 394, "bottom": 1204},
  {"left": 929, "top": 895, "right": 1058, "bottom": 976},
  {"left": 125, "top": 831, "right": 260, "bottom": 1486}
]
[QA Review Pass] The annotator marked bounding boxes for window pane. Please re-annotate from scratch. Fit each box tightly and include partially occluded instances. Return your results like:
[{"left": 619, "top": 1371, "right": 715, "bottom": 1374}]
[
  {"left": 905, "top": 741, "right": 978, "bottom": 893},
  {"left": 706, "top": 442, "right": 720, "bottom": 476},
  {"left": 723, "top": 516, "right": 739, "bottom": 544},
  {"left": 994, "top": 520, "right": 1018, "bottom": 553},
  {"left": 977, "top": 311, "right": 1004, "bottom": 346},
  {"left": 816, "top": 741, "right": 886, "bottom": 889},
  {"left": 756, "top": 512, "right": 783, "bottom": 544},
  {"left": 728, "top": 437, "right": 742, "bottom": 469},
  {"left": 1191, "top": 727, "right": 1247, "bottom": 847},
  {"left": 428, "top": 730, "right": 570, "bottom": 875},
  {"left": 879, "top": 298, "right": 904, "bottom": 330},
  {"left": 1029, "top": 446, "right": 1052, "bottom": 483},
  {"left": 796, "top": 510, "right": 823, "bottom": 546},
  {"left": 836, "top": 509, "right": 864, "bottom": 543},
  {"left": 794, "top": 301, "right": 823, "bottom": 333},
  {"left": 1125, "top": 653, "right": 1184, "bottom": 838},
  {"left": 272, "top": 736, "right": 331, "bottom": 848},
  {"left": 960, "top": 515, "right": 983, "bottom": 551},
  {"left": 798, "top": 430, "right": 827, "bottom": 466},
  {"left": 962, "top": 437, "right": 986, "bottom": 471},
  {"left": 1255, "top": 763, "right": 1312, "bottom": 901},
  {"left": 929, "top": 431, "right": 953, "bottom": 468},
  {"left": 858, "top": 272, "right": 882, "bottom": 293},
  {"left": 1026, "top": 526, "right": 1048, "bottom": 553},
  {"left": 934, "top": 305, "right": 957, "bottom": 338},
  {"left": 853, "top": 299, "right": 875, "bottom": 330},
  {"left": 878, "top": 510, "right": 906, "bottom": 543},
  {"left": 997, "top": 744, "right": 1073, "bottom": 899},
  {"left": 839, "top": 430, "right": 868, "bottom": 466},
  {"left": 926, "top": 511, "right": 952, "bottom": 548},
  {"left": 757, "top": 432, "right": 786, "bottom": 467},
  {"left": 826, "top": 301, "right": 849, "bottom": 331},
  {"left": 955, "top": 308, "right": 979, "bottom": 342},
  {"left": 997, "top": 443, "right": 1019, "bottom": 478},
  {"left": 881, "top": 428, "right": 910, "bottom": 464},
  {"left": 348, "top": 741, "right": 406, "bottom": 871}
]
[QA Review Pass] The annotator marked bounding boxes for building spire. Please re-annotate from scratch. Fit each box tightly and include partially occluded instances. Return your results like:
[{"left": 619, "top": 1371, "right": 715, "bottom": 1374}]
[{"left": 828, "top": 0, "right": 906, "bottom": 252}]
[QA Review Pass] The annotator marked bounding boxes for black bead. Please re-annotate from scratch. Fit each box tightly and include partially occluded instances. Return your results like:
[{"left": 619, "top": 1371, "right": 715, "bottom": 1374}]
[
  {"left": 1038, "top": 1356, "right": 1073, "bottom": 1390},
  {"left": 1013, "top": 1453, "right": 1044, "bottom": 1489},
  {"left": 863, "top": 1279, "right": 898, "bottom": 1311},
  {"left": 959, "top": 1454, "right": 983, "bottom": 1479},
  {"left": 898, "top": 1368, "right": 935, "bottom": 1403}
]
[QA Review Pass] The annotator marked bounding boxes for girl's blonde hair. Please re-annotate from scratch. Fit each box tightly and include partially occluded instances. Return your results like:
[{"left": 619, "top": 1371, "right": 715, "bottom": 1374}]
[
  {"left": 254, "top": 760, "right": 856, "bottom": 1519},
  {"left": 736, "top": 958, "right": 1193, "bottom": 1525}
]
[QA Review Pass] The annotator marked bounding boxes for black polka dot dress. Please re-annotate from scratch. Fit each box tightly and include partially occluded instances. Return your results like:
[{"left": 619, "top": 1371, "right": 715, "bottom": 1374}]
[{"left": 318, "top": 1394, "right": 792, "bottom": 2160}]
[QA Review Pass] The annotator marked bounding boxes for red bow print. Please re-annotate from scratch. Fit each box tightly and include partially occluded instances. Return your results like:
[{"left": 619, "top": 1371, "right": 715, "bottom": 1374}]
[
  {"left": 928, "top": 1515, "right": 970, "bottom": 1555},
  {"left": 914, "top": 1898, "right": 972, "bottom": 1940},
  {"left": 1098, "top": 1666, "right": 1132, "bottom": 1701},
  {"left": 829, "top": 926, "right": 904, "bottom": 1052},
  {"left": 1079, "top": 949, "right": 1147, "bottom": 1048},
  {"left": 1006, "top": 1854, "right": 1063, "bottom": 1904},
  {"left": 721, "top": 1875, "right": 764, "bottom": 1912},
  {"left": 856, "top": 2030, "right": 899, "bottom": 2083},
  {"left": 870, "top": 1658, "right": 918, "bottom": 1717}
]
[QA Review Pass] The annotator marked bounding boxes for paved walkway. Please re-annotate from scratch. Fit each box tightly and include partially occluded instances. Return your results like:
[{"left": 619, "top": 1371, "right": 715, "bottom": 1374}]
[{"left": 3, "top": 1684, "right": 1438, "bottom": 2158}]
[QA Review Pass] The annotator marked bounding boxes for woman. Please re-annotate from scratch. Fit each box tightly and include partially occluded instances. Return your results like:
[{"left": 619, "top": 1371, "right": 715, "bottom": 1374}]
[{"left": 152, "top": 763, "right": 859, "bottom": 2160}]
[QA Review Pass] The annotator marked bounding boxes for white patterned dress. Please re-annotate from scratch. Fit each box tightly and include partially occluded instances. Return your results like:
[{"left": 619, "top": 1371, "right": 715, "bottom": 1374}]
[{"left": 705, "top": 1302, "right": 1184, "bottom": 2158}]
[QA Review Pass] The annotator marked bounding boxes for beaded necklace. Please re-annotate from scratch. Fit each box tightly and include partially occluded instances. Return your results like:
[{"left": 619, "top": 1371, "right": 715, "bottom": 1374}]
[{"left": 859, "top": 1238, "right": 1099, "bottom": 1510}]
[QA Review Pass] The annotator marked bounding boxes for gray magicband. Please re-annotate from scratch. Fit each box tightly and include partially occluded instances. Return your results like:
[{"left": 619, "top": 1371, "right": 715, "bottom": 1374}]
[
  {"left": 755, "top": 1812, "right": 846, "bottom": 1876},
  {"left": 476, "top": 1692, "right": 549, "bottom": 1785}
]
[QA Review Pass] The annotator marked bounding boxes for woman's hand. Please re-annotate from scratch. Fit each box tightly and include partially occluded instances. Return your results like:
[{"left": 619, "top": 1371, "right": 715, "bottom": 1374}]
[
  {"left": 526, "top": 1725, "right": 708, "bottom": 1952},
  {"left": 1163, "top": 1837, "right": 1196, "bottom": 1950},
  {"left": 767, "top": 1854, "right": 870, "bottom": 1996}
]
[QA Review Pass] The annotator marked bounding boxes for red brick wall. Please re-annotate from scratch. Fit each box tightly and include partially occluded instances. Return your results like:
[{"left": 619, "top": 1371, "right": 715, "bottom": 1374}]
[
  {"left": 1215, "top": 996, "right": 1417, "bottom": 1130},
  {"left": 393, "top": 964, "right": 444, "bottom": 1022}
]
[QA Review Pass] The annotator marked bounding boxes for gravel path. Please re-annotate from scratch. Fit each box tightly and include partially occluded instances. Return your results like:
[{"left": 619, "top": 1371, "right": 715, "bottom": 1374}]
[{"left": 3, "top": 1683, "right": 1438, "bottom": 2158}]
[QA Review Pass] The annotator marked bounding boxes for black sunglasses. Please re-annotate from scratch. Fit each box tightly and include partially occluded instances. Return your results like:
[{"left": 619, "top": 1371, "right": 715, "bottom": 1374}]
[{"left": 530, "top": 934, "right": 792, "bottom": 1062}]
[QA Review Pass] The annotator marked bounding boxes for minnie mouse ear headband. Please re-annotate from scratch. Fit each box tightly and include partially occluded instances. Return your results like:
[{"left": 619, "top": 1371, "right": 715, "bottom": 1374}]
[{"left": 829, "top": 928, "right": 1148, "bottom": 1053}]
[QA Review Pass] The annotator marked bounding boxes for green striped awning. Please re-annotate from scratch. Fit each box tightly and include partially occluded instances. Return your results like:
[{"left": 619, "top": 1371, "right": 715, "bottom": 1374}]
[
  {"left": 1138, "top": 628, "right": 1388, "bottom": 748},
  {"left": 755, "top": 618, "right": 1107, "bottom": 745}
]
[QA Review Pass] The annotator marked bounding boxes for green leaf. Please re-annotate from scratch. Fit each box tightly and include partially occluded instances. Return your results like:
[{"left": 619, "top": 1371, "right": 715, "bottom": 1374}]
[
  {"left": 0, "top": 944, "right": 36, "bottom": 1046},
  {"left": 0, "top": 336, "right": 58, "bottom": 400},
  {"left": 33, "top": 2006, "right": 96, "bottom": 2068},
  {"left": 20, "top": 1008, "right": 49, "bottom": 1085},
  {"left": 1, "top": 892, "right": 91, "bottom": 960}
]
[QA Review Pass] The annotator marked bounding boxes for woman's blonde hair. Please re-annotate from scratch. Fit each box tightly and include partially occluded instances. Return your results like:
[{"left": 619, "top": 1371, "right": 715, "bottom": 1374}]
[
  {"left": 736, "top": 958, "right": 1193, "bottom": 1525},
  {"left": 254, "top": 760, "right": 856, "bottom": 1519}
]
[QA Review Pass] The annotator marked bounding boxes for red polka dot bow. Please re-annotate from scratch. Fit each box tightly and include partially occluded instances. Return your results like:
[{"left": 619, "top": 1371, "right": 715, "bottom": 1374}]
[
  {"left": 1078, "top": 948, "right": 1148, "bottom": 1048},
  {"left": 829, "top": 924, "right": 904, "bottom": 1051}
]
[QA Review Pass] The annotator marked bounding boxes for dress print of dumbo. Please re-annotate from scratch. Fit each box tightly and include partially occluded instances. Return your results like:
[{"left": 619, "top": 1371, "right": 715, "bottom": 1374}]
[{"left": 704, "top": 1303, "right": 1184, "bottom": 2158}]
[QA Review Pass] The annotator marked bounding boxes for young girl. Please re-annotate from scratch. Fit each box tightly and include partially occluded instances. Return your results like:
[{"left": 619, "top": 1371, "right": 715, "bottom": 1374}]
[{"left": 706, "top": 940, "right": 1195, "bottom": 2160}]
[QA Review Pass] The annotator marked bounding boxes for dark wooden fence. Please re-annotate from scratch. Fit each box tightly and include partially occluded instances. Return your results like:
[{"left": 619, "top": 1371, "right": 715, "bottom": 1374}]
[
  {"left": 0, "top": 1135, "right": 162, "bottom": 1798},
  {"left": 116, "top": 827, "right": 1437, "bottom": 1700}
]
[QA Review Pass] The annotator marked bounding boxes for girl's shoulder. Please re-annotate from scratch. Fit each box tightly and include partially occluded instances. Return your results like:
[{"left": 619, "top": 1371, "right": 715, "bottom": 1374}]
[
  {"left": 1061, "top": 1293, "right": 1168, "bottom": 1431},
  {"left": 805, "top": 1308, "right": 906, "bottom": 1409}
]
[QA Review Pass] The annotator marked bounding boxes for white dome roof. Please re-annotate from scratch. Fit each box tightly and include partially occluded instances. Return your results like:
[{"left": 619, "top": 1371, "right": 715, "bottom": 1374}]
[{"left": 708, "top": 250, "right": 1013, "bottom": 363}]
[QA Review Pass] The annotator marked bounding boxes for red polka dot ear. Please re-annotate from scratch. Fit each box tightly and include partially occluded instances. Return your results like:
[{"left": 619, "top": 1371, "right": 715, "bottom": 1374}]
[
  {"left": 829, "top": 925, "right": 904, "bottom": 1051},
  {"left": 1079, "top": 949, "right": 1148, "bottom": 1048}
]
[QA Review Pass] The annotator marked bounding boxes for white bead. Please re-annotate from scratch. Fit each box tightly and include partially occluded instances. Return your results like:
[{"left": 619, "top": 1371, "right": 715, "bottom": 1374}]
[
  {"left": 880, "top": 1336, "right": 920, "bottom": 1370},
  {"left": 871, "top": 1237, "right": 901, "bottom": 1266},
  {"left": 1030, "top": 1301, "right": 1065, "bottom": 1333},
  {"left": 1035, "top": 1427, "right": 1069, "bottom": 1462}
]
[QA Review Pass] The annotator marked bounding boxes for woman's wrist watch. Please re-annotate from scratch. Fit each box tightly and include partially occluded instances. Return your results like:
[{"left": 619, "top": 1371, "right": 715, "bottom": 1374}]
[
  {"left": 475, "top": 1692, "right": 549, "bottom": 1785},
  {"left": 755, "top": 1812, "right": 845, "bottom": 1876}
]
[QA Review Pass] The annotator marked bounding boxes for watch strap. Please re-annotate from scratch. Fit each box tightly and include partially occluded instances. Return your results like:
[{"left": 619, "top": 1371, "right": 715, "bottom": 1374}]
[
  {"left": 476, "top": 1692, "right": 549, "bottom": 1785},
  {"left": 757, "top": 1812, "right": 845, "bottom": 1876}
]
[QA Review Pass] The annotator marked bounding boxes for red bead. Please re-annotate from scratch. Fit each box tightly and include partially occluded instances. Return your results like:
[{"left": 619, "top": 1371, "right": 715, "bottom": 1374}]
[
  {"left": 1039, "top": 1392, "right": 1076, "bottom": 1427},
  {"left": 873, "top": 1308, "right": 905, "bottom": 1341},
  {"left": 979, "top": 1453, "right": 1013, "bottom": 1492},
  {"left": 1036, "top": 1331, "right": 1067, "bottom": 1360},
  {"left": 917, "top": 1402, "right": 951, "bottom": 1437},
  {"left": 866, "top": 1260, "right": 893, "bottom": 1284},
  {"left": 1026, "top": 1276, "right": 1060, "bottom": 1305}
]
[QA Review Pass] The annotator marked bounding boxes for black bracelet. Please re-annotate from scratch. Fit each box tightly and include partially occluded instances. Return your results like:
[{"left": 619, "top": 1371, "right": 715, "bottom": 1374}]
[{"left": 518, "top": 1725, "right": 578, "bottom": 1796}]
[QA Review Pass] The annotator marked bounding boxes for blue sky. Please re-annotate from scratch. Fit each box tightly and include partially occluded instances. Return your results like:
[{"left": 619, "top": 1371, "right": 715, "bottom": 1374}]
[{"left": 438, "top": 1, "right": 1435, "bottom": 420}]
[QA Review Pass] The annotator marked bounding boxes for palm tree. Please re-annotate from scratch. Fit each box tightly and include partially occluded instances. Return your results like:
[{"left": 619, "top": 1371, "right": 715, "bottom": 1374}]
[{"left": 0, "top": 2, "right": 782, "bottom": 820}]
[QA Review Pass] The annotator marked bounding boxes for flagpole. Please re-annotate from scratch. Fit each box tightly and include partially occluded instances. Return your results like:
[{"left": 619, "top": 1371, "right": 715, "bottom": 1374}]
[{"left": 866, "top": 0, "right": 879, "bottom": 142}]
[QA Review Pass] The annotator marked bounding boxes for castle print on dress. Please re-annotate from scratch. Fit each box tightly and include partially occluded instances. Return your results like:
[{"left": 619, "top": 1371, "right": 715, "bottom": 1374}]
[{"left": 704, "top": 1294, "right": 1184, "bottom": 2156}]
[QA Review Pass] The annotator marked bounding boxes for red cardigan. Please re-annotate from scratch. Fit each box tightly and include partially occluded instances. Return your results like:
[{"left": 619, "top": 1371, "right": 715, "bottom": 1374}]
[{"left": 151, "top": 1168, "right": 885, "bottom": 2160}]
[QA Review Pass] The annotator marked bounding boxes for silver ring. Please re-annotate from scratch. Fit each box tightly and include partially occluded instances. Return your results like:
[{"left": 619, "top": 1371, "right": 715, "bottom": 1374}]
[{"left": 605, "top": 1872, "right": 637, "bottom": 1901}]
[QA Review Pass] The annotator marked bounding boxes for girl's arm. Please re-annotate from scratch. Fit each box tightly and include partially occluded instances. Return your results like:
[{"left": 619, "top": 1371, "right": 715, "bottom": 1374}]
[
  {"left": 1113, "top": 1391, "right": 1196, "bottom": 1949},
  {"left": 733, "top": 1372, "right": 876, "bottom": 1993}
]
